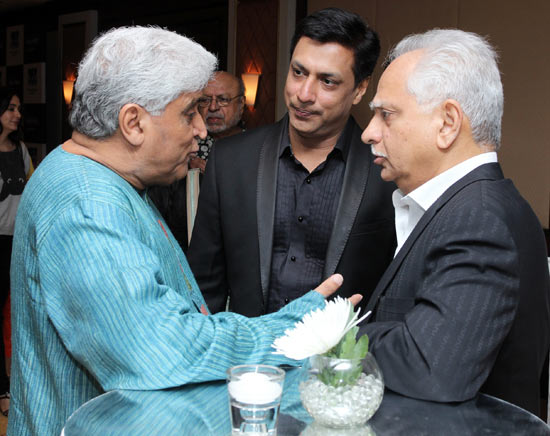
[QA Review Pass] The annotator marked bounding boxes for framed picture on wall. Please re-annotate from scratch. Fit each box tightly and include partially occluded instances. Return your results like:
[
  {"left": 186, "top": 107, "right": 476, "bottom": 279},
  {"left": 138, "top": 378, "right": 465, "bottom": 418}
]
[
  {"left": 24, "top": 29, "right": 46, "bottom": 64},
  {"left": 6, "top": 25, "right": 24, "bottom": 66},
  {"left": 25, "top": 142, "right": 47, "bottom": 167},
  {"left": 23, "top": 63, "right": 46, "bottom": 104}
]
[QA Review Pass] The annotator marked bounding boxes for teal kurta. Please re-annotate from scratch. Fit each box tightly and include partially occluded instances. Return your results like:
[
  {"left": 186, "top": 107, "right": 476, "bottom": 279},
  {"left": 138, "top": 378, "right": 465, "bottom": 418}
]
[{"left": 9, "top": 146, "right": 325, "bottom": 436}]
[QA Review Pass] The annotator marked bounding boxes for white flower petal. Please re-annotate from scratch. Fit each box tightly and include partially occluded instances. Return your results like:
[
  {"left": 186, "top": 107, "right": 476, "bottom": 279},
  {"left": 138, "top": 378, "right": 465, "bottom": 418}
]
[{"left": 272, "top": 297, "right": 366, "bottom": 360}]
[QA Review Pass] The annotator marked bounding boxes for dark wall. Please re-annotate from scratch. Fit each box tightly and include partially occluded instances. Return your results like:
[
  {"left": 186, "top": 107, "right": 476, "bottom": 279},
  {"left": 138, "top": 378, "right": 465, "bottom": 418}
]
[
  {"left": 0, "top": 0, "right": 228, "bottom": 163},
  {"left": 1, "top": 0, "right": 228, "bottom": 63}
]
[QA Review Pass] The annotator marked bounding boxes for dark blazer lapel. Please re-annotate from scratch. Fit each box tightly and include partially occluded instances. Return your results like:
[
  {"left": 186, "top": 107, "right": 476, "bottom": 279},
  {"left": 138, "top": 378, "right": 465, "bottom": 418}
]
[
  {"left": 364, "top": 162, "right": 504, "bottom": 314},
  {"left": 324, "top": 118, "right": 371, "bottom": 277},
  {"left": 257, "top": 117, "right": 288, "bottom": 304}
]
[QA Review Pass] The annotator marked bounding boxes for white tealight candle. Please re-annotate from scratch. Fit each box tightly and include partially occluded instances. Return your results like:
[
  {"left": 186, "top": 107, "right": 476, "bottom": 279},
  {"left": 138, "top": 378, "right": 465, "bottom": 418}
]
[{"left": 228, "top": 371, "right": 283, "bottom": 405}]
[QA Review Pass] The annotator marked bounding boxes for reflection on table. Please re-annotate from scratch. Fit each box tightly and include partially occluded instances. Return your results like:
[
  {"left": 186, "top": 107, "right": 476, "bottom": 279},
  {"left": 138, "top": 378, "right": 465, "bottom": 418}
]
[{"left": 63, "top": 368, "right": 550, "bottom": 435}]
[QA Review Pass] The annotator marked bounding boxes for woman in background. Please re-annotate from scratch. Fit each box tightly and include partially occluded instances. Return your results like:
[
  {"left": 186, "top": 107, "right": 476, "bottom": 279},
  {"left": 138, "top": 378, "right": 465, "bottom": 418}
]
[{"left": 0, "top": 88, "right": 33, "bottom": 417}]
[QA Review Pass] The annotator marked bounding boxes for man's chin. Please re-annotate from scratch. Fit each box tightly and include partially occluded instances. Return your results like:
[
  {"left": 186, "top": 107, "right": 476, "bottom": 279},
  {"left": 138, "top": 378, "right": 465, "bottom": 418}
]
[
  {"left": 289, "top": 117, "right": 322, "bottom": 137},
  {"left": 206, "top": 121, "right": 226, "bottom": 134},
  {"left": 379, "top": 168, "right": 396, "bottom": 183}
]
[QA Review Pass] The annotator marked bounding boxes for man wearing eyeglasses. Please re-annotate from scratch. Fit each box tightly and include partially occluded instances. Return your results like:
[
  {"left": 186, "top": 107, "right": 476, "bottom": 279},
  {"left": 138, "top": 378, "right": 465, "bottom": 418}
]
[
  {"left": 188, "top": 8, "right": 396, "bottom": 317},
  {"left": 190, "top": 71, "right": 245, "bottom": 173},
  {"left": 148, "top": 71, "right": 246, "bottom": 251}
]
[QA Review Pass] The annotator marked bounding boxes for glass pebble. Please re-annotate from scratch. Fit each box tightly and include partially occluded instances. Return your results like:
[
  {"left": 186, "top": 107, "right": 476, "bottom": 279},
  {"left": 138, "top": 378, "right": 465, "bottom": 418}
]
[{"left": 299, "top": 373, "right": 384, "bottom": 428}]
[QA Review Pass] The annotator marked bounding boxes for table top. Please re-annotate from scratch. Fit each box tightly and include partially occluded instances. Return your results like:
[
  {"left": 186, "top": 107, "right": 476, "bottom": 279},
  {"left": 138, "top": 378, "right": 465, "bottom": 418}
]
[{"left": 64, "top": 368, "right": 550, "bottom": 436}]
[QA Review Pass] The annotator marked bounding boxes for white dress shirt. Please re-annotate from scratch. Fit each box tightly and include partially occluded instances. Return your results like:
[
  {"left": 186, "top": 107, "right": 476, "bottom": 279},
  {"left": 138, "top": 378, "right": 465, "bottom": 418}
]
[{"left": 393, "top": 152, "right": 498, "bottom": 256}]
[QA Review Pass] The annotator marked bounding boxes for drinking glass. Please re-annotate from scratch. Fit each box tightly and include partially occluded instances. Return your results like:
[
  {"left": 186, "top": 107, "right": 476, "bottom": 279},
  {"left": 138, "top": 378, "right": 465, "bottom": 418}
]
[{"left": 227, "top": 364, "right": 285, "bottom": 435}]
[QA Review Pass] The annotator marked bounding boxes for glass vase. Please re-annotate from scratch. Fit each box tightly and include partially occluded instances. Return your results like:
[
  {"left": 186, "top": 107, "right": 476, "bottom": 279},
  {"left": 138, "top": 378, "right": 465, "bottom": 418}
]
[{"left": 299, "top": 353, "right": 384, "bottom": 428}]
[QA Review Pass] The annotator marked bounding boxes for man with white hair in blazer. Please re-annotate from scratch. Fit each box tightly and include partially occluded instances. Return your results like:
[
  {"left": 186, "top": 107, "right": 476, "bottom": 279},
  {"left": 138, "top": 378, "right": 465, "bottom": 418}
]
[{"left": 360, "top": 28, "right": 550, "bottom": 416}]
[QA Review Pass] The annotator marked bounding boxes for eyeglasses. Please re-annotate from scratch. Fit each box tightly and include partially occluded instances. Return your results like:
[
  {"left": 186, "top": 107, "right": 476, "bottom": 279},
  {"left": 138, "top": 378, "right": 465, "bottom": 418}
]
[{"left": 197, "top": 94, "right": 243, "bottom": 108}]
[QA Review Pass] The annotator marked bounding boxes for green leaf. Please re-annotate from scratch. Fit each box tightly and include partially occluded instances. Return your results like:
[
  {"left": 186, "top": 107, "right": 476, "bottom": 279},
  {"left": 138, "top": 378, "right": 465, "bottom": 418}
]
[
  {"left": 338, "top": 327, "right": 357, "bottom": 359},
  {"left": 352, "top": 334, "right": 369, "bottom": 360},
  {"left": 318, "top": 368, "right": 333, "bottom": 385},
  {"left": 316, "top": 309, "right": 371, "bottom": 387},
  {"left": 324, "top": 346, "right": 339, "bottom": 358}
]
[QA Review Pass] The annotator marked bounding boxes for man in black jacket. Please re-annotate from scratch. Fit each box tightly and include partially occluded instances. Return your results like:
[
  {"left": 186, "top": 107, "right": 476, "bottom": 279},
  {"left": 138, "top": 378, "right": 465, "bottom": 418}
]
[
  {"left": 360, "top": 28, "right": 549, "bottom": 415},
  {"left": 188, "top": 8, "right": 396, "bottom": 316}
]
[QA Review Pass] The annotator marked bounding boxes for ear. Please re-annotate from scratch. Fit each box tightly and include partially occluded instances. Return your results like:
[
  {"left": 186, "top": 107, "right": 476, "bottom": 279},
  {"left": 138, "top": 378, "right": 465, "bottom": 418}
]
[
  {"left": 436, "top": 99, "right": 462, "bottom": 150},
  {"left": 352, "top": 78, "right": 370, "bottom": 105},
  {"left": 118, "top": 103, "right": 147, "bottom": 147}
]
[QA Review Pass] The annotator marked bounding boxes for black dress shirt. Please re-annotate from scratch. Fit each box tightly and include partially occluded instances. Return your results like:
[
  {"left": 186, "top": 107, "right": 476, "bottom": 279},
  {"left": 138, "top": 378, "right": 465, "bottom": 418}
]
[{"left": 267, "top": 123, "right": 351, "bottom": 312}]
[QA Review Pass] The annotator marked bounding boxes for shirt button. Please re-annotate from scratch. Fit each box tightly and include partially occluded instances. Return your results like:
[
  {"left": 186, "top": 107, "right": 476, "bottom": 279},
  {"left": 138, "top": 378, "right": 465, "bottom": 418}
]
[
  {"left": 298, "top": 216, "right": 303, "bottom": 222},
  {"left": 306, "top": 178, "right": 311, "bottom": 184},
  {"left": 284, "top": 298, "right": 290, "bottom": 304},
  {"left": 290, "top": 256, "right": 296, "bottom": 262}
]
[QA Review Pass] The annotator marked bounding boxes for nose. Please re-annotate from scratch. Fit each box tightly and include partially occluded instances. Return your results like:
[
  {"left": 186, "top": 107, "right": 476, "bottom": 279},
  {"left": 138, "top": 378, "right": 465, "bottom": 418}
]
[
  {"left": 361, "top": 117, "right": 381, "bottom": 145},
  {"left": 208, "top": 97, "right": 220, "bottom": 111},
  {"left": 193, "top": 113, "right": 207, "bottom": 142},
  {"left": 296, "top": 77, "right": 316, "bottom": 104}
]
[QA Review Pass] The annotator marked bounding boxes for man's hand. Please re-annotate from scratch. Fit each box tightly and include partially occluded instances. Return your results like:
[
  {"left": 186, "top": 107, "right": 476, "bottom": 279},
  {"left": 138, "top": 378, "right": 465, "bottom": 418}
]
[{"left": 314, "top": 274, "right": 362, "bottom": 306}]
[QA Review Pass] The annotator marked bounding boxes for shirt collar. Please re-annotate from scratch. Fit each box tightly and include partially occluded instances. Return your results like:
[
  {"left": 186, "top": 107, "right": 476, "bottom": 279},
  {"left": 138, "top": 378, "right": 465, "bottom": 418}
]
[
  {"left": 278, "top": 116, "right": 354, "bottom": 161},
  {"left": 404, "top": 152, "right": 498, "bottom": 212},
  {"left": 391, "top": 151, "right": 497, "bottom": 257}
]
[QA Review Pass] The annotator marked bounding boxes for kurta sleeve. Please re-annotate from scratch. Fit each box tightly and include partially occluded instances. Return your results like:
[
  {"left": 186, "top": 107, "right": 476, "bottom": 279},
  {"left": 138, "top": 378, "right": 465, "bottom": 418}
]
[{"left": 38, "top": 198, "right": 324, "bottom": 391}]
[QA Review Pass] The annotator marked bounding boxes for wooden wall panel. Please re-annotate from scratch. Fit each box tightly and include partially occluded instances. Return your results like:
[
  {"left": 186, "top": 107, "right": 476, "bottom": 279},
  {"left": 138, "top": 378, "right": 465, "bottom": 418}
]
[
  {"left": 236, "top": 0, "right": 278, "bottom": 129},
  {"left": 457, "top": 0, "right": 550, "bottom": 229}
]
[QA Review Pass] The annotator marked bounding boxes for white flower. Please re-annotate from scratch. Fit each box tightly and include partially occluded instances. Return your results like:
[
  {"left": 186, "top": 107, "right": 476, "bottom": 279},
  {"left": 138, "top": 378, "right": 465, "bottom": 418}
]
[{"left": 272, "top": 297, "right": 371, "bottom": 360}]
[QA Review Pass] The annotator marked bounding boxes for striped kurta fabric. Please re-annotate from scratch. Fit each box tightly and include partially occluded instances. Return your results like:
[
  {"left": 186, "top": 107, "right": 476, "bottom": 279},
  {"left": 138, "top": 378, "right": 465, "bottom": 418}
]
[
  {"left": 63, "top": 367, "right": 309, "bottom": 435},
  {"left": 8, "top": 146, "right": 325, "bottom": 436}
]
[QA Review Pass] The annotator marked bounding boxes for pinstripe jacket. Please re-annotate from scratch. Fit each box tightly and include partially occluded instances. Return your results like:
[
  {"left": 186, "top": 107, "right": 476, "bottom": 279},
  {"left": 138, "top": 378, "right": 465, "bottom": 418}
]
[
  {"left": 361, "top": 163, "right": 550, "bottom": 415},
  {"left": 8, "top": 146, "right": 326, "bottom": 436}
]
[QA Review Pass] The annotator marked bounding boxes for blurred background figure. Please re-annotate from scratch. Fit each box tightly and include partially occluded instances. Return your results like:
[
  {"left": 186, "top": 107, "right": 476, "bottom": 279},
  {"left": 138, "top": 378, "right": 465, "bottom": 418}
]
[
  {"left": 148, "top": 71, "right": 245, "bottom": 251},
  {"left": 0, "top": 88, "right": 34, "bottom": 418},
  {"left": 190, "top": 71, "right": 245, "bottom": 173}
]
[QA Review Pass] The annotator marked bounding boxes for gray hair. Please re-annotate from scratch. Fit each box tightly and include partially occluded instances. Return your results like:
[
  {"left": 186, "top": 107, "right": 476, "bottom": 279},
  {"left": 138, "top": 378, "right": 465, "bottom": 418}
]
[
  {"left": 388, "top": 29, "right": 503, "bottom": 149},
  {"left": 70, "top": 26, "right": 217, "bottom": 139}
]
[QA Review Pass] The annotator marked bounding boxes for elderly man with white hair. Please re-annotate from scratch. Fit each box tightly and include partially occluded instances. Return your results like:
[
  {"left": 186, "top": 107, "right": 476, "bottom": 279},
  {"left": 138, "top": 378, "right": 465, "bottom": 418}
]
[
  {"left": 8, "top": 26, "right": 352, "bottom": 436},
  {"left": 359, "top": 29, "right": 549, "bottom": 415}
]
